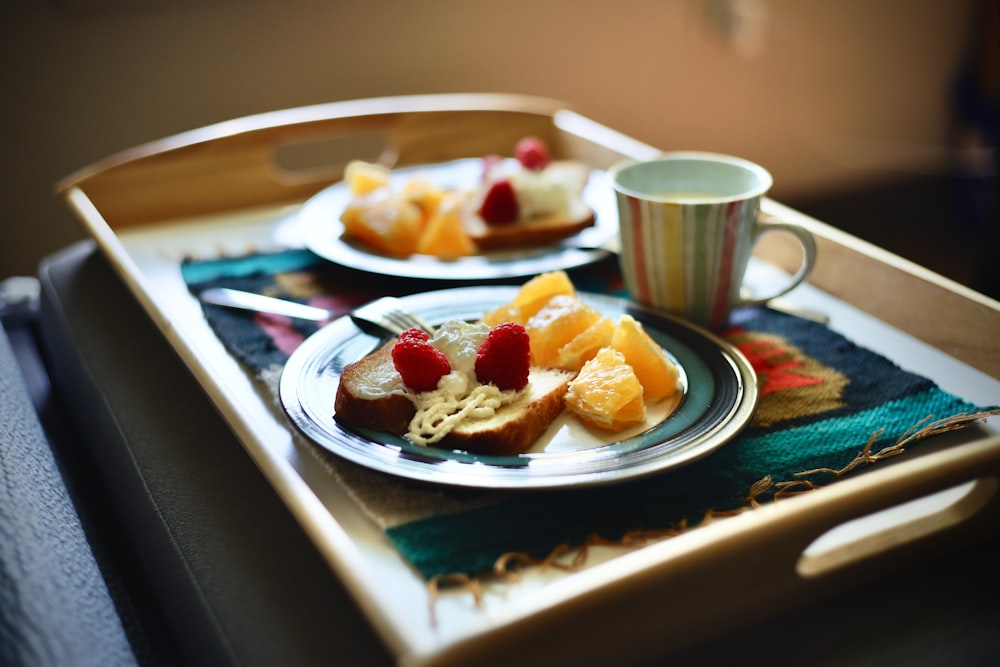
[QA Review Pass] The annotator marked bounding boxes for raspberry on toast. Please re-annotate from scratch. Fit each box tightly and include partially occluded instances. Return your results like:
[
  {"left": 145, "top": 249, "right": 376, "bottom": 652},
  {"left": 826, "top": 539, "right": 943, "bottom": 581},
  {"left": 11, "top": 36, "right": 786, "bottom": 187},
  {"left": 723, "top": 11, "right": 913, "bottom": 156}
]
[
  {"left": 466, "top": 161, "right": 595, "bottom": 250},
  {"left": 334, "top": 337, "right": 574, "bottom": 456}
]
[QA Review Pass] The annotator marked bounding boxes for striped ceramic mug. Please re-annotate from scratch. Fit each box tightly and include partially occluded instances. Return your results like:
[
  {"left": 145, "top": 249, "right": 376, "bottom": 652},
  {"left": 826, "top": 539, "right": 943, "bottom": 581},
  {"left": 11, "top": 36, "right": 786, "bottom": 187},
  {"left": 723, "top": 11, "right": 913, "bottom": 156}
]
[{"left": 609, "top": 152, "right": 816, "bottom": 330}]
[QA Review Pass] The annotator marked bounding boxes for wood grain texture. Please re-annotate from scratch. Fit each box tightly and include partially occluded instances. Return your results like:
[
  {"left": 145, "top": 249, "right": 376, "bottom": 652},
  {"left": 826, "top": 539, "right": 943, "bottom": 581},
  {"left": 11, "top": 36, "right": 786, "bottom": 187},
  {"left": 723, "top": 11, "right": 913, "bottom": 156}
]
[
  {"left": 59, "top": 93, "right": 999, "bottom": 378},
  {"left": 759, "top": 200, "right": 1000, "bottom": 378}
]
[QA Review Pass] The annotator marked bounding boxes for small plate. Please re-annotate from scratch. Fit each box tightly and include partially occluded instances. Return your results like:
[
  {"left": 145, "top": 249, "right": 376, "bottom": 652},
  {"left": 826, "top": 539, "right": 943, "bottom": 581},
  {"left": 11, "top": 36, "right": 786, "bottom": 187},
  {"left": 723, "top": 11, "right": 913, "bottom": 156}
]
[
  {"left": 279, "top": 287, "right": 758, "bottom": 490},
  {"left": 296, "top": 158, "right": 619, "bottom": 281}
]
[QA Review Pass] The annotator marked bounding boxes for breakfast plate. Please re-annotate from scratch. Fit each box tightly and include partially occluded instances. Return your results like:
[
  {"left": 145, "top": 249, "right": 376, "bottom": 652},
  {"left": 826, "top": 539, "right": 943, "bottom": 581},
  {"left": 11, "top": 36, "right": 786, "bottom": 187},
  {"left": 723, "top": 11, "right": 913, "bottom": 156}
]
[
  {"left": 279, "top": 286, "right": 758, "bottom": 489},
  {"left": 296, "top": 158, "right": 620, "bottom": 280}
]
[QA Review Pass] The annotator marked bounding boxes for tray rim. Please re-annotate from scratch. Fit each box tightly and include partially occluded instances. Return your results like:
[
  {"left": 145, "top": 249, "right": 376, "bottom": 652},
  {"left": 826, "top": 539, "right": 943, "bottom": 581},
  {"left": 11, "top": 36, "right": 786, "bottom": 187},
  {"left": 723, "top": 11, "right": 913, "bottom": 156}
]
[{"left": 56, "top": 94, "right": 1000, "bottom": 665}]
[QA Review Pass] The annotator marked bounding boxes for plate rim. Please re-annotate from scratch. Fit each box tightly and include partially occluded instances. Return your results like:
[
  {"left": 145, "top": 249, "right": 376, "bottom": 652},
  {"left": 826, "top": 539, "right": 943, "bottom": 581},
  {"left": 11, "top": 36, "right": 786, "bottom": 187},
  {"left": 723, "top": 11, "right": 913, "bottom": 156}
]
[{"left": 278, "top": 287, "right": 759, "bottom": 490}]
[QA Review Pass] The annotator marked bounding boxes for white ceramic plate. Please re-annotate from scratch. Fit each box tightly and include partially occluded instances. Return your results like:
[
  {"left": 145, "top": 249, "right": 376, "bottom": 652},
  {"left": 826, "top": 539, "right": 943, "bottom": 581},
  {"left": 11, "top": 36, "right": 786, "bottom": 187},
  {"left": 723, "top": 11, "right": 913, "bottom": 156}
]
[{"left": 296, "top": 158, "right": 620, "bottom": 280}]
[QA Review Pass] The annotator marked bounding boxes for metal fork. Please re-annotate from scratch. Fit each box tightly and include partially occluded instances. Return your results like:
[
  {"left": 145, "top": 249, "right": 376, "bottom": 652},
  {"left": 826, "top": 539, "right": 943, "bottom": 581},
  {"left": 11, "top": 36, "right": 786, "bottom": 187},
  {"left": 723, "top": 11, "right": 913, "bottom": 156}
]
[
  {"left": 198, "top": 288, "right": 433, "bottom": 337},
  {"left": 349, "top": 296, "right": 435, "bottom": 336}
]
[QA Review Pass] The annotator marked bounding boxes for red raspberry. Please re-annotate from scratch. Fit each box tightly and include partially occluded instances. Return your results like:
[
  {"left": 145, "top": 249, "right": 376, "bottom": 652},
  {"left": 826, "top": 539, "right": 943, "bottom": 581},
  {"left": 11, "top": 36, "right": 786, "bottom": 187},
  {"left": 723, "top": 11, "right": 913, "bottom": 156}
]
[
  {"left": 478, "top": 178, "right": 519, "bottom": 225},
  {"left": 514, "top": 136, "right": 551, "bottom": 171},
  {"left": 398, "top": 327, "right": 430, "bottom": 344},
  {"left": 475, "top": 322, "right": 531, "bottom": 390},
  {"left": 391, "top": 337, "right": 451, "bottom": 392}
]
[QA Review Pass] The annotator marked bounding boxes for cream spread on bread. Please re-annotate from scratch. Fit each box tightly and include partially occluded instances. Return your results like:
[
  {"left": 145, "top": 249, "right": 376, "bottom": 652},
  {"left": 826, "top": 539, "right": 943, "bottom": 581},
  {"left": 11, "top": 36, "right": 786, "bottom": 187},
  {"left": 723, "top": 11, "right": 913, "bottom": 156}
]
[
  {"left": 401, "top": 321, "right": 522, "bottom": 446},
  {"left": 481, "top": 159, "right": 576, "bottom": 221}
]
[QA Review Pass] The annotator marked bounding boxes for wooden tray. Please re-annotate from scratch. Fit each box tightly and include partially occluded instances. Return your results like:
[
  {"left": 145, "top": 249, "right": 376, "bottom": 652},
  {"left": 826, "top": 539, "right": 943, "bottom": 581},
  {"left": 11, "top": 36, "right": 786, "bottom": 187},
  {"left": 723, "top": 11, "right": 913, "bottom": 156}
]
[{"left": 58, "top": 94, "right": 1000, "bottom": 667}]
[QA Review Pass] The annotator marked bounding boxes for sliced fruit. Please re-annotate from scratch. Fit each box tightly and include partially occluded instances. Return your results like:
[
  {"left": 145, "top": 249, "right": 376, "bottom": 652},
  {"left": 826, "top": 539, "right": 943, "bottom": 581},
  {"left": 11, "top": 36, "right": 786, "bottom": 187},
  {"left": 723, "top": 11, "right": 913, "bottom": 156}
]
[
  {"left": 481, "top": 303, "right": 524, "bottom": 328},
  {"left": 565, "top": 347, "right": 646, "bottom": 430},
  {"left": 611, "top": 314, "right": 679, "bottom": 401},
  {"left": 525, "top": 294, "right": 603, "bottom": 367},
  {"left": 415, "top": 195, "right": 476, "bottom": 259},
  {"left": 556, "top": 316, "right": 615, "bottom": 371},
  {"left": 344, "top": 160, "right": 391, "bottom": 196},
  {"left": 510, "top": 270, "right": 576, "bottom": 320},
  {"left": 340, "top": 192, "right": 423, "bottom": 257},
  {"left": 403, "top": 178, "right": 447, "bottom": 222}
]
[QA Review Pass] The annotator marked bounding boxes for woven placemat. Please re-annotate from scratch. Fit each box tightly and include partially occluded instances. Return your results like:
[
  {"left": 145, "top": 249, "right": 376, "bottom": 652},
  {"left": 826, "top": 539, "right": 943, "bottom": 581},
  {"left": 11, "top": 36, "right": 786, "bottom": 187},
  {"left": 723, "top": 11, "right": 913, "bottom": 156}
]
[{"left": 182, "top": 249, "right": 998, "bottom": 579}]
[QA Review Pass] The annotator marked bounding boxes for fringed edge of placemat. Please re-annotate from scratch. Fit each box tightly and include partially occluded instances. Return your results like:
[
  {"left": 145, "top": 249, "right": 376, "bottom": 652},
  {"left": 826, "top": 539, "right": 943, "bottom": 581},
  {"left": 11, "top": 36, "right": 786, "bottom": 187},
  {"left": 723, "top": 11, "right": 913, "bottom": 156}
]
[{"left": 424, "top": 408, "right": 1000, "bottom": 625}]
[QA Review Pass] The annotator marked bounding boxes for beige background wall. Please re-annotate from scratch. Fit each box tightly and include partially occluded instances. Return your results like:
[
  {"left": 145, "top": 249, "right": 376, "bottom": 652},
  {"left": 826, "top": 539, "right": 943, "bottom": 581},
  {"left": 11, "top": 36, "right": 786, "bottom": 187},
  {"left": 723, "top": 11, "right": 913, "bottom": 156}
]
[{"left": 0, "top": 0, "right": 977, "bottom": 277}]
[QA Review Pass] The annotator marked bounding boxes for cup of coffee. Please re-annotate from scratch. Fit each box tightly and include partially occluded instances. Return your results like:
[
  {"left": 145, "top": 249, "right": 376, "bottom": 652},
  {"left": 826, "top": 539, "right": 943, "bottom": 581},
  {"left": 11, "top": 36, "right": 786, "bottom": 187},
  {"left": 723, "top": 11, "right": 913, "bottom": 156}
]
[{"left": 609, "top": 152, "right": 816, "bottom": 329}]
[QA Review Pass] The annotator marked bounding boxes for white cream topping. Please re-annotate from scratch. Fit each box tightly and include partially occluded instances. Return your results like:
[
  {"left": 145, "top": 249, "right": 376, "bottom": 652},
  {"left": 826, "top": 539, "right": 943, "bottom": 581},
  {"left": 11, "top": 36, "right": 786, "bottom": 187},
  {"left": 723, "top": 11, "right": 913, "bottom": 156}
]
[
  {"left": 352, "top": 355, "right": 406, "bottom": 398},
  {"left": 510, "top": 168, "right": 570, "bottom": 219},
  {"left": 402, "top": 319, "right": 521, "bottom": 446}
]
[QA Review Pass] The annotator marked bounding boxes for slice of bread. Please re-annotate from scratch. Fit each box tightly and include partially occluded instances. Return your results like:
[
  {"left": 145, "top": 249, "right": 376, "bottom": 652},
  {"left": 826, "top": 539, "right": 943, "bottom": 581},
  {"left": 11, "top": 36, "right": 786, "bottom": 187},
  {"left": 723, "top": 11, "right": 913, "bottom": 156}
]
[
  {"left": 436, "top": 366, "right": 574, "bottom": 456},
  {"left": 334, "top": 341, "right": 415, "bottom": 436},
  {"left": 465, "top": 201, "right": 596, "bottom": 251},
  {"left": 334, "top": 339, "right": 574, "bottom": 456}
]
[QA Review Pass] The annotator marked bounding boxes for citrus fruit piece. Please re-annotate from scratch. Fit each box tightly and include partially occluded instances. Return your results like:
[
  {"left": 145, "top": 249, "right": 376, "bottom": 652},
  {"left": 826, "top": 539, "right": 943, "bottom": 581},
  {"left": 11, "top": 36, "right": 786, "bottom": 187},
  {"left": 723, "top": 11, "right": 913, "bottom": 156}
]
[
  {"left": 556, "top": 316, "right": 615, "bottom": 371},
  {"left": 403, "top": 179, "right": 447, "bottom": 222},
  {"left": 340, "top": 192, "right": 423, "bottom": 257},
  {"left": 511, "top": 270, "right": 576, "bottom": 320},
  {"left": 415, "top": 196, "right": 475, "bottom": 259},
  {"left": 565, "top": 347, "right": 646, "bottom": 430},
  {"left": 525, "top": 294, "right": 603, "bottom": 367},
  {"left": 344, "top": 160, "right": 390, "bottom": 196},
  {"left": 611, "top": 314, "right": 679, "bottom": 401},
  {"left": 481, "top": 303, "right": 524, "bottom": 328}
]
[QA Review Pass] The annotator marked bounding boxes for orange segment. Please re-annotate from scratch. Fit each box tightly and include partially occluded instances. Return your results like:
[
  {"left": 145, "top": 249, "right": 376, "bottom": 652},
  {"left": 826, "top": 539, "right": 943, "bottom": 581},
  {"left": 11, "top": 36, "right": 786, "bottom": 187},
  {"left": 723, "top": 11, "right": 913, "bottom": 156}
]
[
  {"left": 565, "top": 347, "right": 646, "bottom": 430},
  {"left": 340, "top": 192, "right": 423, "bottom": 257},
  {"left": 403, "top": 179, "right": 447, "bottom": 223},
  {"left": 511, "top": 270, "right": 576, "bottom": 320},
  {"left": 524, "top": 294, "right": 603, "bottom": 367},
  {"left": 344, "top": 160, "right": 390, "bottom": 195},
  {"left": 611, "top": 314, "right": 679, "bottom": 401},
  {"left": 415, "top": 195, "right": 476, "bottom": 259},
  {"left": 557, "top": 316, "right": 615, "bottom": 371},
  {"left": 482, "top": 303, "right": 524, "bottom": 327}
]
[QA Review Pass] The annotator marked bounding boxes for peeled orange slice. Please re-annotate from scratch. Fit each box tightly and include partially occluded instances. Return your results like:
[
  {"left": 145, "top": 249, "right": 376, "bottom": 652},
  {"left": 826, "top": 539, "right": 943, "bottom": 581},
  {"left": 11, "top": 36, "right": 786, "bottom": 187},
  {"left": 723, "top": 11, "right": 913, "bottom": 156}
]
[
  {"left": 482, "top": 303, "right": 524, "bottom": 327},
  {"left": 344, "top": 160, "right": 390, "bottom": 196},
  {"left": 565, "top": 347, "right": 646, "bottom": 430},
  {"left": 415, "top": 195, "right": 475, "bottom": 259},
  {"left": 403, "top": 179, "right": 447, "bottom": 222},
  {"left": 557, "top": 316, "right": 615, "bottom": 371},
  {"left": 512, "top": 270, "right": 576, "bottom": 321},
  {"left": 341, "top": 192, "right": 423, "bottom": 257},
  {"left": 525, "top": 294, "right": 603, "bottom": 367},
  {"left": 611, "top": 314, "right": 679, "bottom": 401}
]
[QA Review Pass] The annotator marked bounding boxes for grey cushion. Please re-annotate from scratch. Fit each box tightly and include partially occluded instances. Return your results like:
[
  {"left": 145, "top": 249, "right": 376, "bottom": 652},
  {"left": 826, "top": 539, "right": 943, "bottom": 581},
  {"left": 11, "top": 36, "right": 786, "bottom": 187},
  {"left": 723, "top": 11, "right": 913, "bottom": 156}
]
[
  {"left": 37, "top": 241, "right": 391, "bottom": 667},
  {"left": 0, "top": 319, "right": 137, "bottom": 667}
]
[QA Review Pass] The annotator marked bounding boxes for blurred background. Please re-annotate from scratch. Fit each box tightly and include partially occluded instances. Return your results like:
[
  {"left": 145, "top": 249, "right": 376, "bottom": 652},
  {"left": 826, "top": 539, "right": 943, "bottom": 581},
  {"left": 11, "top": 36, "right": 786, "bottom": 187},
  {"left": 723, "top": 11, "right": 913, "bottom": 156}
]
[{"left": 2, "top": 0, "right": 997, "bottom": 296}]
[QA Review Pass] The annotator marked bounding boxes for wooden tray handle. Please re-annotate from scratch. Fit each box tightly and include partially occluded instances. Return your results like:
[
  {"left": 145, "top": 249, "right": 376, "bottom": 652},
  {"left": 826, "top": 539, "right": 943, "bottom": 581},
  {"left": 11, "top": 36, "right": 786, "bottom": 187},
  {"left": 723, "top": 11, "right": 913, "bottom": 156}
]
[{"left": 56, "top": 93, "right": 654, "bottom": 229}]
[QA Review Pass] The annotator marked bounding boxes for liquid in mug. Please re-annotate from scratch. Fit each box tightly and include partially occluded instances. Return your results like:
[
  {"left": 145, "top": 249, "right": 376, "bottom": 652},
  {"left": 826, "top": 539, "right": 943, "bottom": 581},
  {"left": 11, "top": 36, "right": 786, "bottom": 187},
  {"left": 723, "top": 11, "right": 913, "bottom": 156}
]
[{"left": 651, "top": 191, "right": 726, "bottom": 202}]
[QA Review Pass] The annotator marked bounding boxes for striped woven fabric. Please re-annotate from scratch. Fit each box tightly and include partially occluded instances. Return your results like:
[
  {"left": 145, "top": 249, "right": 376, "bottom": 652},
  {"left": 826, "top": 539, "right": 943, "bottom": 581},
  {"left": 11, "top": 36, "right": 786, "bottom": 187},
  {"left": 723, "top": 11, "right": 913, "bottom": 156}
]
[{"left": 182, "top": 249, "right": 997, "bottom": 579}]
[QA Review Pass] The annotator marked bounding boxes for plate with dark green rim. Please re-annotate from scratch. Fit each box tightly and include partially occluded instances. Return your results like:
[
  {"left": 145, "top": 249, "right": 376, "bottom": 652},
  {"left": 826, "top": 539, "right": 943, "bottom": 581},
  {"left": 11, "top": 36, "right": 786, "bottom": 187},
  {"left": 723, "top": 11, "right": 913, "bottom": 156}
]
[
  {"left": 279, "top": 287, "right": 758, "bottom": 489},
  {"left": 296, "top": 158, "right": 619, "bottom": 281}
]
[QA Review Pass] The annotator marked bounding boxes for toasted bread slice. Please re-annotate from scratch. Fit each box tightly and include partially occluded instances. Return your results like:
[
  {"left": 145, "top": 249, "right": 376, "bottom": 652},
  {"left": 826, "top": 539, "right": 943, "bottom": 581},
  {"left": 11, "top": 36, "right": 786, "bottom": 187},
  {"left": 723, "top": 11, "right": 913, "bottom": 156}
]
[
  {"left": 436, "top": 367, "right": 573, "bottom": 456},
  {"left": 334, "top": 341, "right": 414, "bottom": 436},
  {"left": 334, "top": 339, "right": 574, "bottom": 456},
  {"left": 465, "top": 202, "right": 595, "bottom": 251}
]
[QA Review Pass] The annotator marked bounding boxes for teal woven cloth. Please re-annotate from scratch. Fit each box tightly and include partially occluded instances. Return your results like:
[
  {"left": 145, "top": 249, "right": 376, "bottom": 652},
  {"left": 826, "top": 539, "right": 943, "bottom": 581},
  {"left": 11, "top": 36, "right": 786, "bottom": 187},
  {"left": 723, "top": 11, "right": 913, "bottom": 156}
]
[{"left": 182, "top": 249, "right": 997, "bottom": 579}]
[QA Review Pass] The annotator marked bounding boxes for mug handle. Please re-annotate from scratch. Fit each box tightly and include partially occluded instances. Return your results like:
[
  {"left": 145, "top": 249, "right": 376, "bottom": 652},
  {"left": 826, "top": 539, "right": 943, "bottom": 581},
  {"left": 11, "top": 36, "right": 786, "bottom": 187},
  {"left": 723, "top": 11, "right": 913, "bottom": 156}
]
[{"left": 735, "top": 213, "right": 817, "bottom": 307}]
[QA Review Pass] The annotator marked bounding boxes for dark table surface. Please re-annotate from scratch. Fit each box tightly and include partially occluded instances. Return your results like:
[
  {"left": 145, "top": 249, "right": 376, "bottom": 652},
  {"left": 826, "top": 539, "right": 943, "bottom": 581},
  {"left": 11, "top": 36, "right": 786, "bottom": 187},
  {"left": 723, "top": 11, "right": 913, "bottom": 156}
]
[{"left": 2, "top": 239, "right": 998, "bottom": 666}]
